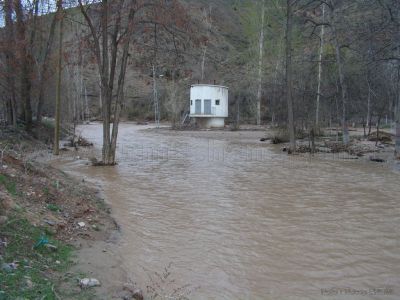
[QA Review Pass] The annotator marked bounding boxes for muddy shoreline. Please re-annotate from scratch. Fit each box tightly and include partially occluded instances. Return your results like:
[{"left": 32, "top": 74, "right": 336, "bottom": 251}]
[
  {"left": 0, "top": 127, "right": 140, "bottom": 300},
  {"left": 143, "top": 125, "right": 400, "bottom": 171}
]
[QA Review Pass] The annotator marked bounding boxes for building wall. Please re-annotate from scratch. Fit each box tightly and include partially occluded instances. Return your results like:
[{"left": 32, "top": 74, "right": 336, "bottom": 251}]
[
  {"left": 190, "top": 85, "right": 228, "bottom": 117},
  {"left": 194, "top": 117, "right": 225, "bottom": 128}
]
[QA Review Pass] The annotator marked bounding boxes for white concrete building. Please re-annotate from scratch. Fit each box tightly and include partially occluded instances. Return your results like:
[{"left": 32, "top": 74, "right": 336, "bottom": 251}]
[{"left": 189, "top": 84, "right": 228, "bottom": 128}]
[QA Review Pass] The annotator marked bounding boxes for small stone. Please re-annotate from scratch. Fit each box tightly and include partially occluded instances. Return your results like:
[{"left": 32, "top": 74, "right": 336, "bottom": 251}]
[
  {"left": 79, "top": 278, "right": 101, "bottom": 288},
  {"left": 78, "top": 221, "right": 86, "bottom": 228},
  {"left": 55, "top": 260, "right": 60, "bottom": 264},
  {"left": 1, "top": 263, "right": 12, "bottom": 272},
  {"left": 0, "top": 216, "right": 8, "bottom": 225},
  {"left": 0, "top": 195, "right": 16, "bottom": 210},
  {"left": 44, "top": 244, "right": 58, "bottom": 252},
  {"left": 122, "top": 284, "right": 135, "bottom": 293},
  {"left": 118, "top": 290, "right": 133, "bottom": 300},
  {"left": 25, "top": 278, "right": 33, "bottom": 289},
  {"left": 132, "top": 289, "right": 143, "bottom": 300},
  {"left": 44, "top": 220, "right": 56, "bottom": 226},
  {"left": 2, "top": 262, "right": 17, "bottom": 272}
]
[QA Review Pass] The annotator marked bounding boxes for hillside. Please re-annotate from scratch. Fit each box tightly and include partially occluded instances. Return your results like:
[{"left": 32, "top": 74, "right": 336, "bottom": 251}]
[{"left": 35, "top": 0, "right": 249, "bottom": 123}]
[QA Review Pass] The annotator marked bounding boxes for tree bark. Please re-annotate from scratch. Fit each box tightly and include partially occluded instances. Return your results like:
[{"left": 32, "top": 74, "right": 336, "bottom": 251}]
[
  {"left": 329, "top": 0, "right": 348, "bottom": 145},
  {"left": 200, "top": 5, "right": 212, "bottom": 81},
  {"left": 36, "top": 0, "right": 62, "bottom": 123},
  {"left": 79, "top": 0, "right": 135, "bottom": 165},
  {"left": 110, "top": 7, "right": 136, "bottom": 164},
  {"left": 256, "top": 0, "right": 265, "bottom": 126},
  {"left": 15, "top": 0, "right": 33, "bottom": 130},
  {"left": 4, "top": 0, "right": 17, "bottom": 127},
  {"left": 315, "top": 3, "right": 325, "bottom": 127},
  {"left": 366, "top": 76, "right": 371, "bottom": 129},
  {"left": 286, "top": 0, "right": 296, "bottom": 152},
  {"left": 53, "top": 4, "right": 64, "bottom": 156},
  {"left": 396, "top": 65, "right": 400, "bottom": 158},
  {"left": 99, "top": 0, "right": 112, "bottom": 164}
]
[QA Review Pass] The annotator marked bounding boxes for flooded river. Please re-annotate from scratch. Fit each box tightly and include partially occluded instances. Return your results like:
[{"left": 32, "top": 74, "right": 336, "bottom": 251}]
[{"left": 57, "top": 123, "right": 400, "bottom": 299}]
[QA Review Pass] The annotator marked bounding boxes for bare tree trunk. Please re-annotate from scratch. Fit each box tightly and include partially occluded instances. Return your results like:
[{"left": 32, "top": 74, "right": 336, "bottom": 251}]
[
  {"left": 367, "top": 79, "right": 371, "bottom": 128},
  {"left": 286, "top": 0, "right": 296, "bottom": 152},
  {"left": 78, "top": 0, "right": 112, "bottom": 164},
  {"left": 152, "top": 23, "right": 160, "bottom": 128},
  {"left": 329, "top": 1, "right": 348, "bottom": 145},
  {"left": 256, "top": 0, "right": 265, "bottom": 126},
  {"left": 376, "top": 115, "right": 381, "bottom": 147},
  {"left": 395, "top": 66, "right": 400, "bottom": 158},
  {"left": 200, "top": 5, "right": 212, "bottom": 82},
  {"left": 101, "top": 0, "right": 112, "bottom": 165},
  {"left": 236, "top": 94, "right": 240, "bottom": 128},
  {"left": 368, "top": 115, "right": 373, "bottom": 136},
  {"left": 37, "top": 1, "right": 62, "bottom": 123},
  {"left": 4, "top": 0, "right": 17, "bottom": 127},
  {"left": 201, "top": 47, "right": 207, "bottom": 82},
  {"left": 54, "top": 6, "right": 64, "bottom": 156},
  {"left": 153, "top": 65, "right": 160, "bottom": 128},
  {"left": 395, "top": 14, "right": 400, "bottom": 159},
  {"left": 110, "top": 8, "right": 136, "bottom": 164},
  {"left": 315, "top": 3, "right": 325, "bottom": 127},
  {"left": 15, "top": 0, "right": 33, "bottom": 130}
]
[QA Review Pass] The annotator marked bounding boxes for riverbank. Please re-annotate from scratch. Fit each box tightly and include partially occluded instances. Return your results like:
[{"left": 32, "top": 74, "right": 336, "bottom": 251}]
[
  {"left": 144, "top": 125, "right": 400, "bottom": 171},
  {"left": 0, "top": 126, "right": 140, "bottom": 299}
]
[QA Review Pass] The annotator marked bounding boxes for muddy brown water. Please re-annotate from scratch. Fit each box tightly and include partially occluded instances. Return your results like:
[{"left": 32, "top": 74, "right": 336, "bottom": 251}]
[{"left": 55, "top": 123, "right": 400, "bottom": 299}]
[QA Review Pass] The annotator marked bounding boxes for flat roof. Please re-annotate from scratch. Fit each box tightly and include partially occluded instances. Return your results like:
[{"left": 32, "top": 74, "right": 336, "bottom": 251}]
[{"left": 191, "top": 84, "right": 228, "bottom": 89}]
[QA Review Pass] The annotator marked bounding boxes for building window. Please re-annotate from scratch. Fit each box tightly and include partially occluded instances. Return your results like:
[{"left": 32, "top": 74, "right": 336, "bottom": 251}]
[
  {"left": 215, "top": 99, "right": 220, "bottom": 105},
  {"left": 191, "top": 100, "right": 193, "bottom": 105}
]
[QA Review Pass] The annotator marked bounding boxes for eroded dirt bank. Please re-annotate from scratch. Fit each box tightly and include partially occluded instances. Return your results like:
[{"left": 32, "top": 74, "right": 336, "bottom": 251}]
[{"left": 0, "top": 127, "right": 141, "bottom": 300}]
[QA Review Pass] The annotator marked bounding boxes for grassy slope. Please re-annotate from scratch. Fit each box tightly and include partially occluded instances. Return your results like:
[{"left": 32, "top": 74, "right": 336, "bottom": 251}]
[{"left": 0, "top": 126, "right": 115, "bottom": 299}]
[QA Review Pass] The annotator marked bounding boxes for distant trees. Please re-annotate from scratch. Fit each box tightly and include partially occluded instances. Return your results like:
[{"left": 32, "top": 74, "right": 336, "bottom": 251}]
[
  {"left": 78, "top": 0, "right": 189, "bottom": 164},
  {"left": 234, "top": 0, "right": 400, "bottom": 155},
  {"left": 0, "top": 0, "right": 399, "bottom": 158},
  {"left": 0, "top": 0, "right": 67, "bottom": 129},
  {"left": 164, "top": 70, "right": 188, "bottom": 129}
]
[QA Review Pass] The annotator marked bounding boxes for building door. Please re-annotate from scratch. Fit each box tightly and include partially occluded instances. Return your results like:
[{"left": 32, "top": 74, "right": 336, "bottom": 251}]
[
  {"left": 204, "top": 99, "right": 212, "bottom": 115},
  {"left": 195, "top": 99, "right": 201, "bottom": 114}
]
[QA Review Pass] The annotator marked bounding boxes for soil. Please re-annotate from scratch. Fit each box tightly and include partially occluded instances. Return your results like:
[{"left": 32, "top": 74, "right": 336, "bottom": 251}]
[{"left": 0, "top": 126, "right": 134, "bottom": 299}]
